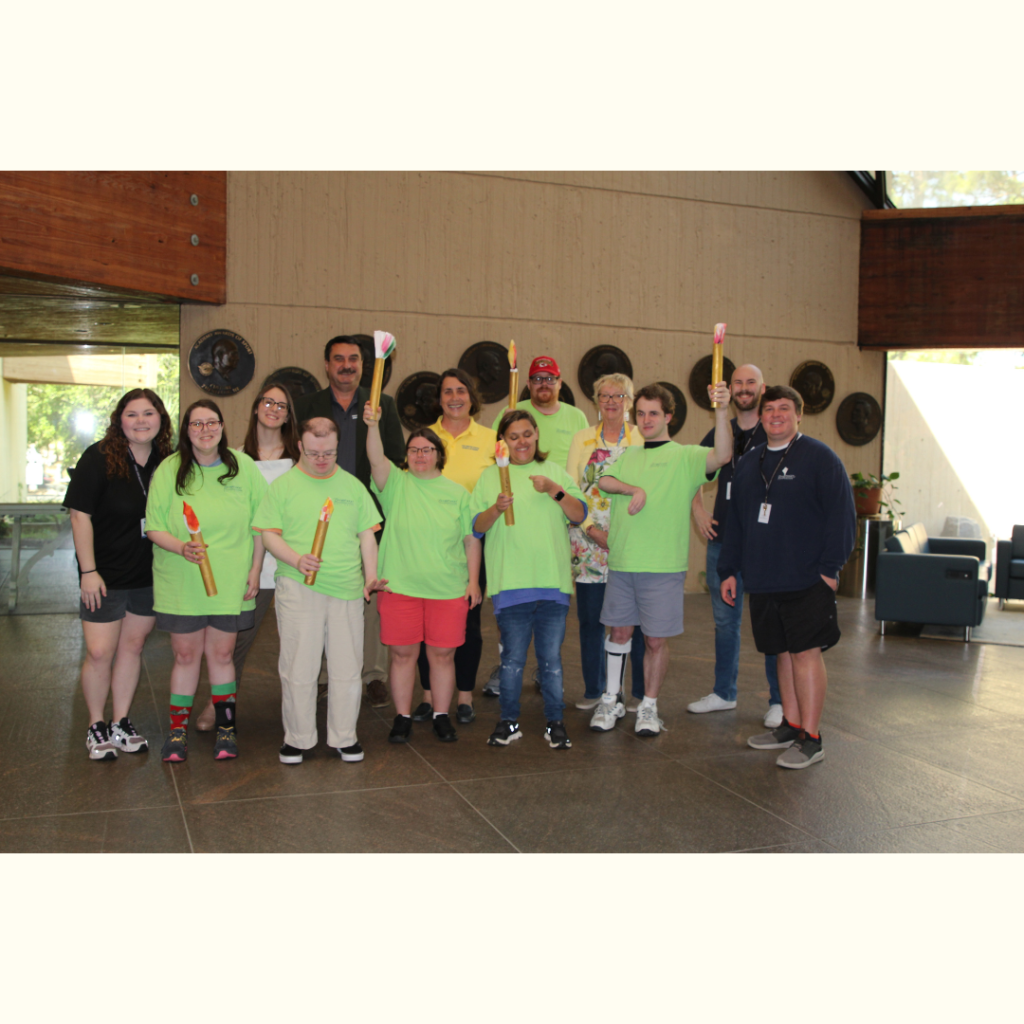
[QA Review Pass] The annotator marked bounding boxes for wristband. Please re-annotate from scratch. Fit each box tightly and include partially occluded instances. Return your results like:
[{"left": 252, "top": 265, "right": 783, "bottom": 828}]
[{"left": 81, "top": 568, "right": 97, "bottom": 574}]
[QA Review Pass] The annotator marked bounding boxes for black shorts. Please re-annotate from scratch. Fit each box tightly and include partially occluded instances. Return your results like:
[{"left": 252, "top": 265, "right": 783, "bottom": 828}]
[
  {"left": 749, "top": 580, "right": 840, "bottom": 655},
  {"left": 155, "top": 610, "right": 256, "bottom": 634},
  {"left": 79, "top": 586, "right": 155, "bottom": 623}
]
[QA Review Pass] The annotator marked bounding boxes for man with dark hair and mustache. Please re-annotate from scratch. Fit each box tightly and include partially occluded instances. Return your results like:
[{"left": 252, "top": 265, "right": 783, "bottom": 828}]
[
  {"left": 295, "top": 336, "right": 405, "bottom": 709},
  {"left": 688, "top": 364, "right": 783, "bottom": 727}
]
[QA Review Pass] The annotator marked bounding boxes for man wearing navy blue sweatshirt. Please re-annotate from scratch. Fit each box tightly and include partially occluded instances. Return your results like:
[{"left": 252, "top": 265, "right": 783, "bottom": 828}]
[{"left": 718, "top": 385, "right": 856, "bottom": 769}]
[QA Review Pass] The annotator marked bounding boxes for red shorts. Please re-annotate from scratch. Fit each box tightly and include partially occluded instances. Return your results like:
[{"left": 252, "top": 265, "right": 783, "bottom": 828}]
[{"left": 378, "top": 592, "right": 469, "bottom": 648}]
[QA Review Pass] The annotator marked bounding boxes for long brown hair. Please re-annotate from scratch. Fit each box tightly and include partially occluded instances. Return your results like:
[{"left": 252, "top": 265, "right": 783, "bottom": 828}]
[
  {"left": 174, "top": 399, "right": 239, "bottom": 495},
  {"left": 99, "top": 388, "right": 173, "bottom": 478},
  {"left": 241, "top": 378, "right": 300, "bottom": 462}
]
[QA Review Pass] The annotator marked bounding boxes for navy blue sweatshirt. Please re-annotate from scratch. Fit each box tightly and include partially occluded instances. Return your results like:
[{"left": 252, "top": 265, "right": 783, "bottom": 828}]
[{"left": 717, "top": 434, "right": 856, "bottom": 593}]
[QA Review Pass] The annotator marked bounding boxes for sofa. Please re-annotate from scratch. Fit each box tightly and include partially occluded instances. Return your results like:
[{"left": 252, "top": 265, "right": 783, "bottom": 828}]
[
  {"left": 995, "top": 526, "right": 1024, "bottom": 609},
  {"left": 875, "top": 522, "right": 990, "bottom": 641}
]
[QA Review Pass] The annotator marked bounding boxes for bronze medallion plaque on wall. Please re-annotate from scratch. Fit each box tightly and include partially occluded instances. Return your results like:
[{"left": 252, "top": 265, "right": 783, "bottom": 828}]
[
  {"left": 790, "top": 361, "right": 835, "bottom": 414},
  {"left": 396, "top": 371, "right": 441, "bottom": 431},
  {"left": 688, "top": 355, "right": 736, "bottom": 412},
  {"left": 261, "top": 366, "right": 321, "bottom": 401},
  {"left": 458, "top": 341, "right": 512, "bottom": 405},
  {"left": 655, "top": 381, "right": 687, "bottom": 437},
  {"left": 519, "top": 382, "right": 576, "bottom": 406},
  {"left": 188, "top": 330, "right": 255, "bottom": 396},
  {"left": 349, "top": 333, "right": 394, "bottom": 391},
  {"left": 577, "top": 345, "right": 634, "bottom": 402},
  {"left": 835, "top": 392, "right": 882, "bottom": 446}
]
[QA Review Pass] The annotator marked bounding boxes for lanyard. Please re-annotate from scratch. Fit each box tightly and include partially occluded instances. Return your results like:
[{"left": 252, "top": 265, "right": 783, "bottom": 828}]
[
  {"left": 598, "top": 422, "right": 626, "bottom": 447},
  {"left": 759, "top": 433, "right": 800, "bottom": 505},
  {"left": 732, "top": 423, "right": 759, "bottom": 470},
  {"left": 131, "top": 459, "right": 149, "bottom": 498}
]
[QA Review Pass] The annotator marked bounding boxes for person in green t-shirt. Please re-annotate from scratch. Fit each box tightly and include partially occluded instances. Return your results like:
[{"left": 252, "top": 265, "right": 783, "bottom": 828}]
[
  {"left": 146, "top": 399, "right": 268, "bottom": 763},
  {"left": 593, "top": 381, "right": 732, "bottom": 738},
  {"left": 470, "top": 409, "right": 587, "bottom": 751},
  {"left": 255, "top": 417, "right": 383, "bottom": 765},
  {"left": 364, "top": 401, "right": 482, "bottom": 745},
  {"left": 489, "top": 355, "right": 588, "bottom": 470}
]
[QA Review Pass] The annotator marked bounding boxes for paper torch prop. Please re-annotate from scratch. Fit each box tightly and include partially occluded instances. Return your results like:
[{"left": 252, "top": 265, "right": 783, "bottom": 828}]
[
  {"left": 508, "top": 340, "right": 518, "bottom": 411},
  {"left": 305, "top": 497, "right": 333, "bottom": 586},
  {"left": 369, "top": 330, "right": 397, "bottom": 417},
  {"left": 495, "top": 440, "right": 515, "bottom": 526},
  {"left": 183, "top": 502, "right": 217, "bottom": 596},
  {"left": 711, "top": 322, "right": 727, "bottom": 409}
]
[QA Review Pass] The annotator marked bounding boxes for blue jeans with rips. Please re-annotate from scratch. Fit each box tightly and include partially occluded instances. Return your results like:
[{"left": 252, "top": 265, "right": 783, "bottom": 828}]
[
  {"left": 576, "top": 581, "right": 646, "bottom": 700},
  {"left": 495, "top": 599, "right": 568, "bottom": 723},
  {"left": 706, "top": 540, "right": 780, "bottom": 705}
]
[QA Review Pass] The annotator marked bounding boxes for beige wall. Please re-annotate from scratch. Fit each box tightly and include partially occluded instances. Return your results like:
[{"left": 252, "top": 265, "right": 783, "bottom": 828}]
[
  {"left": 0, "top": 364, "right": 28, "bottom": 503},
  {"left": 180, "top": 171, "right": 883, "bottom": 588}
]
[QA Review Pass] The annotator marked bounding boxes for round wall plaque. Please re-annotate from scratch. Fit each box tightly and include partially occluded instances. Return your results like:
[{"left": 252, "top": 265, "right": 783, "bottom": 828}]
[
  {"left": 688, "top": 354, "right": 737, "bottom": 412},
  {"left": 260, "top": 366, "right": 321, "bottom": 401},
  {"left": 836, "top": 392, "right": 882, "bottom": 446},
  {"left": 188, "top": 330, "right": 255, "bottom": 396},
  {"left": 655, "top": 381, "right": 688, "bottom": 437},
  {"left": 790, "top": 360, "right": 836, "bottom": 414},
  {"left": 396, "top": 371, "right": 441, "bottom": 431},
  {"left": 577, "top": 345, "right": 634, "bottom": 403},
  {"left": 458, "top": 341, "right": 513, "bottom": 405}
]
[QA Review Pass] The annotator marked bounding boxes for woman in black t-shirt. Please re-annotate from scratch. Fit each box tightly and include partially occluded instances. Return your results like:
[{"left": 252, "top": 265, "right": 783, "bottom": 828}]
[{"left": 64, "top": 388, "right": 174, "bottom": 761}]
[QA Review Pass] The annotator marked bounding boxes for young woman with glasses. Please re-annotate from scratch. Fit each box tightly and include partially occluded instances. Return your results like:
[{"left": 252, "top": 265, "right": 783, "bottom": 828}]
[
  {"left": 363, "top": 404, "right": 482, "bottom": 744},
  {"left": 145, "top": 400, "right": 268, "bottom": 761}
]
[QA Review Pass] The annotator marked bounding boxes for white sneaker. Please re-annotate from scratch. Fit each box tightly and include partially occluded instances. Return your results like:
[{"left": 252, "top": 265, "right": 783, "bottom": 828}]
[
  {"left": 575, "top": 695, "right": 603, "bottom": 710},
  {"left": 764, "top": 703, "right": 784, "bottom": 729},
  {"left": 590, "top": 694, "right": 625, "bottom": 732},
  {"left": 686, "top": 692, "right": 737, "bottom": 714},
  {"left": 635, "top": 703, "right": 664, "bottom": 736},
  {"left": 482, "top": 664, "right": 501, "bottom": 697}
]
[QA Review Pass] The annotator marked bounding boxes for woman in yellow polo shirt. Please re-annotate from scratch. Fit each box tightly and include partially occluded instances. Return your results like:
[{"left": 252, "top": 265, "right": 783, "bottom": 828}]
[{"left": 566, "top": 373, "right": 647, "bottom": 715}]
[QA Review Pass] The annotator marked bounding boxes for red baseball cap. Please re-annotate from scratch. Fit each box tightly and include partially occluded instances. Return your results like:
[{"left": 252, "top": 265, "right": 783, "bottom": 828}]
[{"left": 528, "top": 356, "right": 561, "bottom": 378}]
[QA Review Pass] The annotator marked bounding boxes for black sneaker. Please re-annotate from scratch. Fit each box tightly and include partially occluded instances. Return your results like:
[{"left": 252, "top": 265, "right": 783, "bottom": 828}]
[
  {"left": 487, "top": 720, "right": 522, "bottom": 746},
  {"left": 389, "top": 716, "right": 413, "bottom": 743},
  {"left": 214, "top": 725, "right": 238, "bottom": 760},
  {"left": 747, "top": 722, "right": 802, "bottom": 750},
  {"left": 776, "top": 734, "right": 824, "bottom": 769},
  {"left": 544, "top": 720, "right": 572, "bottom": 750},
  {"left": 411, "top": 701, "right": 433, "bottom": 722},
  {"left": 86, "top": 720, "right": 118, "bottom": 761},
  {"left": 279, "top": 743, "right": 305, "bottom": 764},
  {"left": 161, "top": 727, "right": 188, "bottom": 762},
  {"left": 433, "top": 713, "right": 458, "bottom": 743},
  {"left": 339, "top": 743, "right": 364, "bottom": 762},
  {"left": 456, "top": 703, "right": 476, "bottom": 724},
  {"left": 109, "top": 716, "right": 148, "bottom": 754}
]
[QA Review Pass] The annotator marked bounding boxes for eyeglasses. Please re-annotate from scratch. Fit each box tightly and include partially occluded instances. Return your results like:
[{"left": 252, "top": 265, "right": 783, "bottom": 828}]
[
  {"left": 597, "top": 393, "right": 627, "bottom": 403},
  {"left": 407, "top": 446, "right": 437, "bottom": 456},
  {"left": 188, "top": 419, "right": 222, "bottom": 430},
  {"left": 308, "top": 450, "right": 337, "bottom": 461},
  {"left": 259, "top": 398, "right": 288, "bottom": 412},
  {"left": 530, "top": 375, "right": 558, "bottom": 385}
]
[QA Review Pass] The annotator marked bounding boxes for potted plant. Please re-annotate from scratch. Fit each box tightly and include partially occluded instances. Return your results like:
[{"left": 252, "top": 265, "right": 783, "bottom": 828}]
[{"left": 850, "top": 471, "right": 902, "bottom": 520}]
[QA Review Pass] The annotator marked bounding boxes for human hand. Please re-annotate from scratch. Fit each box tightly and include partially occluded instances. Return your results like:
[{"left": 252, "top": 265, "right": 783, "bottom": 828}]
[
  {"left": 465, "top": 581, "right": 482, "bottom": 609},
  {"left": 708, "top": 381, "right": 731, "bottom": 407},
  {"left": 181, "top": 539, "right": 208, "bottom": 564},
  {"left": 496, "top": 493, "right": 514, "bottom": 513},
  {"left": 80, "top": 571, "right": 107, "bottom": 612},
  {"left": 297, "top": 553, "right": 322, "bottom": 576},
  {"left": 363, "top": 577, "right": 391, "bottom": 602},
  {"left": 528, "top": 474, "right": 555, "bottom": 495},
  {"left": 820, "top": 574, "right": 838, "bottom": 592},
  {"left": 587, "top": 526, "right": 609, "bottom": 550},
  {"left": 244, "top": 567, "right": 260, "bottom": 601},
  {"left": 693, "top": 504, "right": 718, "bottom": 540},
  {"left": 627, "top": 488, "right": 646, "bottom": 515},
  {"left": 721, "top": 576, "right": 737, "bottom": 607},
  {"left": 362, "top": 401, "right": 380, "bottom": 427}
]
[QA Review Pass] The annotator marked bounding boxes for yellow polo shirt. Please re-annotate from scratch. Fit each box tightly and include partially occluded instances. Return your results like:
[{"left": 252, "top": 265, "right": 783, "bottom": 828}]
[{"left": 431, "top": 417, "right": 497, "bottom": 493}]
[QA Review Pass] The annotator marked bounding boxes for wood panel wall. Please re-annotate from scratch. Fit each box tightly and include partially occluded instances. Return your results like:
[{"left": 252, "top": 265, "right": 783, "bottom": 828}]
[
  {"left": 859, "top": 205, "right": 1024, "bottom": 351},
  {"left": 0, "top": 172, "right": 226, "bottom": 303},
  {"left": 180, "top": 171, "right": 881, "bottom": 589}
]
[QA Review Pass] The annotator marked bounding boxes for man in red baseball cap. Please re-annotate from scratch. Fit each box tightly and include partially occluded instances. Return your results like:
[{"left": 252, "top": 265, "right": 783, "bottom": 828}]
[{"left": 491, "top": 355, "right": 587, "bottom": 470}]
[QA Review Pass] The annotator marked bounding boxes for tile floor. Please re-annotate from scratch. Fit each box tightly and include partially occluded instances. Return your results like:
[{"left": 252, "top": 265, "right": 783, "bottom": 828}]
[{"left": 2, "top": 595, "right": 1024, "bottom": 853}]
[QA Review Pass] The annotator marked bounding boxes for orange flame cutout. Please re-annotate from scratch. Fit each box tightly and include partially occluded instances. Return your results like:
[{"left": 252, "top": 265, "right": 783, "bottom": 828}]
[
  {"left": 508, "top": 340, "right": 517, "bottom": 369},
  {"left": 496, "top": 440, "right": 510, "bottom": 461},
  {"left": 183, "top": 502, "right": 200, "bottom": 533},
  {"left": 320, "top": 498, "right": 334, "bottom": 522}
]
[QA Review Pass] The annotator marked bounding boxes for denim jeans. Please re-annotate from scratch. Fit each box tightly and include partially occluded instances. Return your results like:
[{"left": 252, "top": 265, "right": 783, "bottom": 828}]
[
  {"left": 576, "top": 582, "right": 646, "bottom": 700},
  {"left": 706, "top": 540, "right": 780, "bottom": 705},
  {"left": 495, "top": 600, "right": 568, "bottom": 722}
]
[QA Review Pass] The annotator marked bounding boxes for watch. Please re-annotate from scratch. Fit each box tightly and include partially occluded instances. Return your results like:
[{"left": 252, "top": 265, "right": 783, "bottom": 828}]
[{"left": 553, "top": 490, "right": 565, "bottom": 502}]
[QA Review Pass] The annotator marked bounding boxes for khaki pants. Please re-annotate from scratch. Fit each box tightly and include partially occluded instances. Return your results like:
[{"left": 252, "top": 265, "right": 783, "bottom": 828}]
[
  {"left": 361, "top": 591, "right": 389, "bottom": 683},
  {"left": 275, "top": 575, "right": 363, "bottom": 750}
]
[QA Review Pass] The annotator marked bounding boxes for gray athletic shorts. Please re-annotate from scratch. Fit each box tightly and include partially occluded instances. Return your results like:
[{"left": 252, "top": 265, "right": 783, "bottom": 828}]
[
  {"left": 79, "top": 586, "right": 154, "bottom": 623},
  {"left": 600, "top": 570, "right": 686, "bottom": 638},
  {"left": 155, "top": 610, "right": 256, "bottom": 634}
]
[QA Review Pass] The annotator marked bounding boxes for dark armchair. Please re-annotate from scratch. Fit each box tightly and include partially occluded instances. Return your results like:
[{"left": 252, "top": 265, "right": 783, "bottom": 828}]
[
  {"left": 875, "top": 523, "right": 991, "bottom": 641},
  {"left": 995, "top": 526, "right": 1024, "bottom": 609}
]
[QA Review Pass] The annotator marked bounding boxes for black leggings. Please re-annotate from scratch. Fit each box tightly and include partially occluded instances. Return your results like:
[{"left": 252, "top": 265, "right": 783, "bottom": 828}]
[{"left": 418, "top": 554, "right": 485, "bottom": 694}]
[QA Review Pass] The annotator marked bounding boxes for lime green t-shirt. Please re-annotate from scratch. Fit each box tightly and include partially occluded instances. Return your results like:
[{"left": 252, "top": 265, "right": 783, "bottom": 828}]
[
  {"left": 371, "top": 468, "right": 473, "bottom": 600},
  {"left": 490, "top": 401, "right": 589, "bottom": 470},
  {"left": 254, "top": 466, "right": 380, "bottom": 601},
  {"left": 146, "top": 452, "right": 268, "bottom": 615},
  {"left": 469, "top": 461, "right": 586, "bottom": 598},
  {"left": 604, "top": 443, "right": 715, "bottom": 574}
]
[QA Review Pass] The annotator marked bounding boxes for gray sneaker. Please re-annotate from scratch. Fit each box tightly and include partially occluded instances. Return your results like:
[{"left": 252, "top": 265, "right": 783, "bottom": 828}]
[
  {"left": 482, "top": 664, "right": 501, "bottom": 697},
  {"left": 776, "top": 735, "right": 824, "bottom": 769},
  {"left": 747, "top": 723, "right": 801, "bottom": 750},
  {"left": 109, "top": 717, "right": 149, "bottom": 754},
  {"left": 86, "top": 720, "right": 118, "bottom": 761}
]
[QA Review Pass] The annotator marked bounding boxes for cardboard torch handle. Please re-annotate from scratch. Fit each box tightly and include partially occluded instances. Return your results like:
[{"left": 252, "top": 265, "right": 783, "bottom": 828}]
[
  {"left": 305, "top": 520, "right": 329, "bottom": 586},
  {"left": 711, "top": 346, "right": 725, "bottom": 409},
  {"left": 498, "top": 466, "right": 515, "bottom": 526},
  {"left": 193, "top": 531, "right": 218, "bottom": 597},
  {"left": 369, "top": 360, "right": 385, "bottom": 418},
  {"left": 509, "top": 369, "right": 519, "bottom": 411}
]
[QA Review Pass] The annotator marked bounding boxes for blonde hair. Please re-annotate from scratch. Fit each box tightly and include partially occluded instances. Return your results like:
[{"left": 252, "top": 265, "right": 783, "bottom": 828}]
[{"left": 592, "top": 373, "right": 635, "bottom": 410}]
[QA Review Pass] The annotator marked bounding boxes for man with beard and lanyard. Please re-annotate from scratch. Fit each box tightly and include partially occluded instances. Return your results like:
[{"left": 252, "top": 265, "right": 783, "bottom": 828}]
[
  {"left": 295, "top": 336, "right": 405, "bottom": 710},
  {"left": 717, "top": 385, "right": 856, "bottom": 769},
  {"left": 687, "top": 363, "right": 783, "bottom": 727}
]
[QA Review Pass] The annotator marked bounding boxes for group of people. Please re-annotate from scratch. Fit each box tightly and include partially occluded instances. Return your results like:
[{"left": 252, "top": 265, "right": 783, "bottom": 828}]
[{"left": 65, "top": 336, "right": 855, "bottom": 772}]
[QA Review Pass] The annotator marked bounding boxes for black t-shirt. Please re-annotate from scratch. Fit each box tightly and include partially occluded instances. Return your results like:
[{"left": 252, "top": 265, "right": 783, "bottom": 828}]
[
  {"left": 63, "top": 442, "right": 163, "bottom": 589},
  {"left": 699, "top": 419, "right": 767, "bottom": 545}
]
